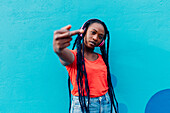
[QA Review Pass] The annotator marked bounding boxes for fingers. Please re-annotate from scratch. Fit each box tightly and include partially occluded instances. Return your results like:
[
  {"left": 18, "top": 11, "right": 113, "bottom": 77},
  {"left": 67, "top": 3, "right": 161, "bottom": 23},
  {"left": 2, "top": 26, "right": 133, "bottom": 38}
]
[
  {"left": 59, "top": 38, "right": 72, "bottom": 44},
  {"left": 54, "top": 41, "right": 71, "bottom": 51},
  {"left": 54, "top": 29, "right": 67, "bottom": 34},
  {"left": 54, "top": 28, "right": 84, "bottom": 35},
  {"left": 54, "top": 29, "right": 84, "bottom": 40},
  {"left": 59, "top": 42, "right": 71, "bottom": 50},
  {"left": 70, "top": 29, "right": 84, "bottom": 36},
  {"left": 54, "top": 25, "right": 71, "bottom": 34},
  {"left": 61, "top": 25, "right": 72, "bottom": 30}
]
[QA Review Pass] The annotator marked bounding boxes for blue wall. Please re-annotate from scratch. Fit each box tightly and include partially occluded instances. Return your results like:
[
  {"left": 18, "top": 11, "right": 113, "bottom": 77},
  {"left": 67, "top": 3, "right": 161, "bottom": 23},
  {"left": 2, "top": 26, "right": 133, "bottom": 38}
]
[{"left": 0, "top": 0, "right": 169, "bottom": 113}]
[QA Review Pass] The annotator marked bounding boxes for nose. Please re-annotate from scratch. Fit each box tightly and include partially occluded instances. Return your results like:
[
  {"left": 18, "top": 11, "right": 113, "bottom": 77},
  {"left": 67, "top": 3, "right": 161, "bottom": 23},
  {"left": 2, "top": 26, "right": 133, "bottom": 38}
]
[{"left": 93, "top": 34, "right": 98, "bottom": 41}]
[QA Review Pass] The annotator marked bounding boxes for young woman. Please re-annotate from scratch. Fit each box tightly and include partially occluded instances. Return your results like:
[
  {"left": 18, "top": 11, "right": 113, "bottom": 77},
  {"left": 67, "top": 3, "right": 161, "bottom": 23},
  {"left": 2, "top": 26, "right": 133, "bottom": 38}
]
[{"left": 53, "top": 19, "right": 118, "bottom": 113}]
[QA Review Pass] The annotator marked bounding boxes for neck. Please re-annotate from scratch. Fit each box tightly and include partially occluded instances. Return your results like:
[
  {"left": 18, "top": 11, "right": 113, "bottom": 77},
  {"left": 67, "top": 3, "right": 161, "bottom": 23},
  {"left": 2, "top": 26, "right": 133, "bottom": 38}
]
[
  {"left": 82, "top": 44, "right": 94, "bottom": 54},
  {"left": 81, "top": 44, "right": 98, "bottom": 61}
]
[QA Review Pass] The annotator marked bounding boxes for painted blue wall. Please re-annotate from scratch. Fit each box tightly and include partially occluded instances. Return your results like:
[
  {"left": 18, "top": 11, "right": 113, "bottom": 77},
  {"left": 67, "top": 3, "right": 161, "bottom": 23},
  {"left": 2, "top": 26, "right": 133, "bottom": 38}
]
[{"left": 0, "top": 0, "right": 169, "bottom": 113}]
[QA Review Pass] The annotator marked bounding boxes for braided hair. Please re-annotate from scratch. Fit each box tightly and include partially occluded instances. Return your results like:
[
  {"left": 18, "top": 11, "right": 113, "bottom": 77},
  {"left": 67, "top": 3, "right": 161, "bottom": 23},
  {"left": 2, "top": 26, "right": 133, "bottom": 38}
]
[{"left": 68, "top": 19, "right": 118, "bottom": 113}]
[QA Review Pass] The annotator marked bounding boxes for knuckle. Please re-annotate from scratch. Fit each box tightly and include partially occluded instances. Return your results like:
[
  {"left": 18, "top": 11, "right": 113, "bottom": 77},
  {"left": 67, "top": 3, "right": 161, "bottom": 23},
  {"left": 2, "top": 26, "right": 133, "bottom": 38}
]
[
  {"left": 54, "top": 34, "right": 60, "bottom": 40},
  {"left": 56, "top": 41, "right": 60, "bottom": 45},
  {"left": 53, "top": 35, "right": 57, "bottom": 39},
  {"left": 56, "top": 45, "right": 61, "bottom": 49},
  {"left": 54, "top": 30, "right": 59, "bottom": 34}
]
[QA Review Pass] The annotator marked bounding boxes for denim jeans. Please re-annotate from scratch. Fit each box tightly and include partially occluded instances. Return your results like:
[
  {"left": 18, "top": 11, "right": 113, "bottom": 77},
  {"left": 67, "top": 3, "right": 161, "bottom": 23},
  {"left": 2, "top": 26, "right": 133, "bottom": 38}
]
[{"left": 70, "top": 92, "right": 115, "bottom": 113}]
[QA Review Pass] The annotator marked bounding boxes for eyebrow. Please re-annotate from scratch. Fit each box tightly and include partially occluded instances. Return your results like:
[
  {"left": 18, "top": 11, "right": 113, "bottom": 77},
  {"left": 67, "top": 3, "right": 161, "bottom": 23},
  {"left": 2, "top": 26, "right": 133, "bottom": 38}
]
[
  {"left": 92, "top": 29, "right": 104, "bottom": 36},
  {"left": 92, "top": 29, "right": 97, "bottom": 32}
]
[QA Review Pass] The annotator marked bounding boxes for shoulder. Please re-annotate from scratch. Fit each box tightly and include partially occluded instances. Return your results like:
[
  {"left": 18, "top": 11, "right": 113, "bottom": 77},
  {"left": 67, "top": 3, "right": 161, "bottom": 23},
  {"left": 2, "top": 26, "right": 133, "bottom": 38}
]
[
  {"left": 96, "top": 53, "right": 106, "bottom": 64},
  {"left": 96, "top": 52, "right": 102, "bottom": 58}
]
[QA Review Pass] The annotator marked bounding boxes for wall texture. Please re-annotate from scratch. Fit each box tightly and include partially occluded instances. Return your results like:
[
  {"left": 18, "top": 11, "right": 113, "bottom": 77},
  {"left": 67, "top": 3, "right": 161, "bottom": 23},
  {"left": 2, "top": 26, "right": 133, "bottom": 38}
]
[{"left": 0, "top": 0, "right": 169, "bottom": 113}]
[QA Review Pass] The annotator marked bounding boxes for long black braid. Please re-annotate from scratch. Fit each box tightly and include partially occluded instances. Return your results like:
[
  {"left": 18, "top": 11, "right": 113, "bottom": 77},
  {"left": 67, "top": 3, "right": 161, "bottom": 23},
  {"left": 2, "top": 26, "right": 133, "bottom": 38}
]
[{"left": 68, "top": 19, "right": 118, "bottom": 113}]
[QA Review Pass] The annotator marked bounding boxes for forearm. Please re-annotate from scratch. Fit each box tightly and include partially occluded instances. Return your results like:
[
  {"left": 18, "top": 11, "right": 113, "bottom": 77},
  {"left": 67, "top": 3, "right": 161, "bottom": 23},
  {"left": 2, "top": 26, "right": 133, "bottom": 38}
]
[
  {"left": 55, "top": 48, "right": 74, "bottom": 66},
  {"left": 53, "top": 25, "right": 83, "bottom": 66}
]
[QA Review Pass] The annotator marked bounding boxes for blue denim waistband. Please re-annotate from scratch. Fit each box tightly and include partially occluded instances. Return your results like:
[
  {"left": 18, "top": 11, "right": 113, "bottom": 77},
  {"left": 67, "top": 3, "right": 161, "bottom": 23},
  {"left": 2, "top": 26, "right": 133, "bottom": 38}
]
[{"left": 72, "top": 92, "right": 110, "bottom": 102}]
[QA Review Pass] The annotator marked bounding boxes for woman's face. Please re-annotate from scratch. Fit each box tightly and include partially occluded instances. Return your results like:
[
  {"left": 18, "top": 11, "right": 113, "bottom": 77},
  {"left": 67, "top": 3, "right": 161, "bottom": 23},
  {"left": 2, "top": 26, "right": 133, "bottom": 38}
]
[{"left": 84, "top": 23, "right": 105, "bottom": 49}]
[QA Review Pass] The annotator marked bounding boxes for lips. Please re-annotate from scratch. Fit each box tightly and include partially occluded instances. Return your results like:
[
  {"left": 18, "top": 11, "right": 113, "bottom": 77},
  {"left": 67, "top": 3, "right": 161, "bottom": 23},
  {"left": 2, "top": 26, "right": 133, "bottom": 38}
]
[{"left": 89, "top": 41, "right": 96, "bottom": 46}]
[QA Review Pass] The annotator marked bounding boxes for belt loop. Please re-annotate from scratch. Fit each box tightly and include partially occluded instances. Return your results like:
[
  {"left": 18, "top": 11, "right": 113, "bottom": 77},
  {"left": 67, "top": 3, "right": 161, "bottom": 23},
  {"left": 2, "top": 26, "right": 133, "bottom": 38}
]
[
  {"left": 105, "top": 92, "right": 109, "bottom": 102},
  {"left": 99, "top": 97, "right": 102, "bottom": 102}
]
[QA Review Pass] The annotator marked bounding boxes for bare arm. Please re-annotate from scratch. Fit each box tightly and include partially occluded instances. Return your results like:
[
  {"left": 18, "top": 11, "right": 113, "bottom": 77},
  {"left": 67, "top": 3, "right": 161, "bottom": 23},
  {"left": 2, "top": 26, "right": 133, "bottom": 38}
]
[
  {"left": 55, "top": 48, "right": 74, "bottom": 66},
  {"left": 53, "top": 25, "right": 84, "bottom": 66}
]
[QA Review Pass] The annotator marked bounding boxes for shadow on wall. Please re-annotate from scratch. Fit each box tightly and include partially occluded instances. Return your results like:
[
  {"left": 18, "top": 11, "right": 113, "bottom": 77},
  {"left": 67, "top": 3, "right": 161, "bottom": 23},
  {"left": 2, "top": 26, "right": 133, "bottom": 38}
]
[
  {"left": 145, "top": 89, "right": 170, "bottom": 113},
  {"left": 111, "top": 74, "right": 128, "bottom": 113}
]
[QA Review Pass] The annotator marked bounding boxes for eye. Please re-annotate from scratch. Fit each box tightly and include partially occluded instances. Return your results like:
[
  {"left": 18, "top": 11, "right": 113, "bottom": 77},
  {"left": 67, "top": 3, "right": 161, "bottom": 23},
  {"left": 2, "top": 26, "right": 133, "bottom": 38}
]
[
  {"left": 99, "top": 35, "right": 103, "bottom": 39},
  {"left": 91, "top": 31, "right": 96, "bottom": 35}
]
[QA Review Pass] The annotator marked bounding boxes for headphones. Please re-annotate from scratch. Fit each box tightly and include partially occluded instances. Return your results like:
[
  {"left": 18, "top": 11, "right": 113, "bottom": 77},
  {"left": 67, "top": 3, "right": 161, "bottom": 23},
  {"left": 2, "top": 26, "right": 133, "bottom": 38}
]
[{"left": 80, "top": 19, "right": 106, "bottom": 47}]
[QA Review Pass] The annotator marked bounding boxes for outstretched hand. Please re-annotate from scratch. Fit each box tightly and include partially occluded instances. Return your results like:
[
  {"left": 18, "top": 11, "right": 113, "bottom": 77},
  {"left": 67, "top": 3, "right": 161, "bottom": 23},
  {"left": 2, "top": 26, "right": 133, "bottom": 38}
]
[{"left": 53, "top": 25, "right": 84, "bottom": 53}]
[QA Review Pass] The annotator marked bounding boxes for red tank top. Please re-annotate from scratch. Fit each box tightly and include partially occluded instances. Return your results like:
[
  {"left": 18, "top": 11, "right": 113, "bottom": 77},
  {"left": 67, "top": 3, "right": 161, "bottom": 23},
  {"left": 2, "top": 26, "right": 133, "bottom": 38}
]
[{"left": 65, "top": 50, "right": 108, "bottom": 97}]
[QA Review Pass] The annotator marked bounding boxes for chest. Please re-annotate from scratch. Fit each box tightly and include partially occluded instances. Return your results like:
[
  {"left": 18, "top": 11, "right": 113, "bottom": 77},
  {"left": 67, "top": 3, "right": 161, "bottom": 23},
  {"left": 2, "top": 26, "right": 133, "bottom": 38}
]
[{"left": 84, "top": 59, "right": 107, "bottom": 77}]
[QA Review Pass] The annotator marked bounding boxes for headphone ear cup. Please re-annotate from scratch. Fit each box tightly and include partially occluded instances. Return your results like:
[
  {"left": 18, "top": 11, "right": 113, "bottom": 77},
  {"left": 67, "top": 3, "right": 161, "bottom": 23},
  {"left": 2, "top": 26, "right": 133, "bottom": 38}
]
[
  {"left": 98, "top": 40, "right": 105, "bottom": 47},
  {"left": 80, "top": 28, "right": 84, "bottom": 37}
]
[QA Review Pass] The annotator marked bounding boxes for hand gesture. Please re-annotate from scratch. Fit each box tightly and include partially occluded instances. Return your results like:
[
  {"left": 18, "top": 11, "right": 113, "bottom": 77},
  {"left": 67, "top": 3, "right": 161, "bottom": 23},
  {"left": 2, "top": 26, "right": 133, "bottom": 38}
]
[{"left": 53, "top": 25, "right": 84, "bottom": 53}]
